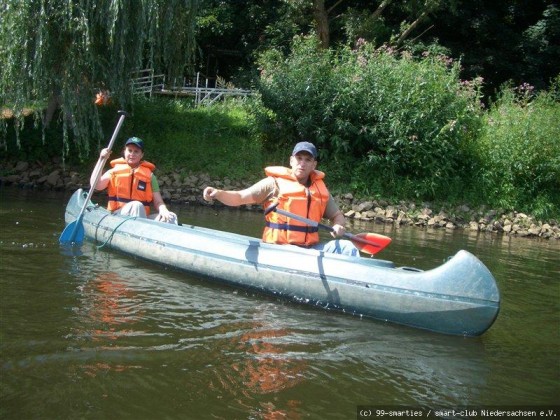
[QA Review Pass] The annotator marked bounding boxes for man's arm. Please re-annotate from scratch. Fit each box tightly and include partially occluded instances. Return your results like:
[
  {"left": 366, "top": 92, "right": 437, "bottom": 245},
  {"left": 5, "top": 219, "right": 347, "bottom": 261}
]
[
  {"left": 325, "top": 196, "right": 347, "bottom": 238},
  {"left": 203, "top": 177, "right": 275, "bottom": 207},
  {"left": 202, "top": 187, "right": 256, "bottom": 206}
]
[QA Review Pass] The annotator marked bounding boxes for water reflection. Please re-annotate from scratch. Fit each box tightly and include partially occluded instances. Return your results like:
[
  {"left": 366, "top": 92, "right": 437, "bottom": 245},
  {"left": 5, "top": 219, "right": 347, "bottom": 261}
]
[
  {"left": 233, "top": 327, "right": 306, "bottom": 395},
  {"left": 207, "top": 304, "right": 307, "bottom": 419},
  {"left": 77, "top": 271, "right": 143, "bottom": 342}
]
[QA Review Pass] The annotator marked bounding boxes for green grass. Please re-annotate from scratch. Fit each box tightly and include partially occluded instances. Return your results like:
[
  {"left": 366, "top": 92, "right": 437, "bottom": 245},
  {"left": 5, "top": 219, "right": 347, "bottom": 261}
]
[{"left": 108, "top": 97, "right": 270, "bottom": 181}]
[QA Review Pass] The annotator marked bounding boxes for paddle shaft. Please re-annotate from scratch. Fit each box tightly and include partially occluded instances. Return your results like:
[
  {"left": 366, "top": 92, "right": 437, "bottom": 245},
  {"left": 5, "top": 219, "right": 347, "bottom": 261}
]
[
  {"left": 271, "top": 206, "right": 381, "bottom": 249},
  {"left": 61, "top": 111, "right": 127, "bottom": 243}
]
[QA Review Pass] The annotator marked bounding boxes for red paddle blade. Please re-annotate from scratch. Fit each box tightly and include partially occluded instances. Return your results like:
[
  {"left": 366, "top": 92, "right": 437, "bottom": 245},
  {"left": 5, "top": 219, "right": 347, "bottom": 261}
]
[{"left": 351, "top": 233, "right": 392, "bottom": 255}]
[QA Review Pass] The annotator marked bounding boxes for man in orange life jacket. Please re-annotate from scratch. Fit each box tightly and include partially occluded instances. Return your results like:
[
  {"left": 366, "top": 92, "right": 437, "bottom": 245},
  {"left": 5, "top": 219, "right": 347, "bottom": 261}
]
[
  {"left": 203, "top": 141, "right": 358, "bottom": 256},
  {"left": 91, "top": 137, "right": 178, "bottom": 224}
]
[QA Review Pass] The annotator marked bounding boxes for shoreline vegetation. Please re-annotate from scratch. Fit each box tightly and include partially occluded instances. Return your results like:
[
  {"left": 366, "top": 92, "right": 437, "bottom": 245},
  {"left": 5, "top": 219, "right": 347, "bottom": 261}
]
[
  {"left": 2, "top": 64, "right": 558, "bottom": 242},
  {"left": 1, "top": 158, "right": 558, "bottom": 240}
]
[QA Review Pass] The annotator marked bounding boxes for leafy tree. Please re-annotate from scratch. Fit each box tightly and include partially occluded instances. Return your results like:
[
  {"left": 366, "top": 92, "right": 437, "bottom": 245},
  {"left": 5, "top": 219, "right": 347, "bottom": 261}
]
[
  {"left": 1, "top": 0, "right": 199, "bottom": 159},
  {"left": 194, "top": 0, "right": 304, "bottom": 84},
  {"left": 194, "top": 1, "right": 557, "bottom": 100},
  {"left": 519, "top": 4, "right": 560, "bottom": 91},
  {"left": 277, "top": 0, "right": 455, "bottom": 49},
  {"left": 423, "top": 1, "right": 559, "bottom": 97},
  {"left": 193, "top": 1, "right": 458, "bottom": 80}
]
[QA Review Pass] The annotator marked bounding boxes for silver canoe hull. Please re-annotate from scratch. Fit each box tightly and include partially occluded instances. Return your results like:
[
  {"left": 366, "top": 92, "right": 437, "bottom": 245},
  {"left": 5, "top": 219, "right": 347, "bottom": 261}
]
[{"left": 64, "top": 189, "right": 500, "bottom": 336}]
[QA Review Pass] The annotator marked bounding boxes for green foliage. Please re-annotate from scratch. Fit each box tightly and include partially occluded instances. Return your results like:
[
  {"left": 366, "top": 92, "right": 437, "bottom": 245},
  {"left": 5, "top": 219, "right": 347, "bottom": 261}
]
[
  {"left": 257, "top": 37, "right": 336, "bottom": 146},
  {"left": 475, "top": 80, "right": 560, "bottom": 219},
  {"left": 520, "top": 4, "right": 560, "bottom": 90},
  {"left": 342, "top": 7, "right": 393, "bottom": 45},
  {"left": 256, "top": 35, "right": 484, "bottom": 199},
  {"left": 1, "top": 0, "right": 199, "bottom": 159},
  {"left": 1, "top": 96, "right": 267, "bottom": 182},
  {"left": 433, "top": 1, "right": 559, "bottom": 98},
  {"left": 2, "top": 0, "right": 557, "bottom": 170},
  {"left": 0, "top": 113, "right": 66, "bottom": 163},
  {"left": 189, "top": 1, "right": 559, "bottom": 104},
  {"left": 124, "top": 97, "right": 265, "bottom": 181}
]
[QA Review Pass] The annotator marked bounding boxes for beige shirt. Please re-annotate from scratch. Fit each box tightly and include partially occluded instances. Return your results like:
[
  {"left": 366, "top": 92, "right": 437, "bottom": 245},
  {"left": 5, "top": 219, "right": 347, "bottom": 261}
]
[{"left": 246, "top": 176, "right": 340, "bottom": 219}]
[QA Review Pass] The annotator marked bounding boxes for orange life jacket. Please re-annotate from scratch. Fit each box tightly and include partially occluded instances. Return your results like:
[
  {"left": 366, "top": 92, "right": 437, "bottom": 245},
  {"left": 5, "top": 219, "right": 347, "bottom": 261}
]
[
  {"left": 107, "top": 158, "right": 155, "bottom": 215},
  {"left": 262, "top": 166, "right": 330, "bottom": 246}
]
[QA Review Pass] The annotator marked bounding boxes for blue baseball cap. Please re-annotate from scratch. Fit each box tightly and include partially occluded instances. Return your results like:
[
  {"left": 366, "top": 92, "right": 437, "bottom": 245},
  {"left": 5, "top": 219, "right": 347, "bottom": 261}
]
[
  {"left": 125, "top": 137, "right": 144, "bottom": 150},
  {"left": 292, "top": 141, "right": 317, "bottom": 158}
]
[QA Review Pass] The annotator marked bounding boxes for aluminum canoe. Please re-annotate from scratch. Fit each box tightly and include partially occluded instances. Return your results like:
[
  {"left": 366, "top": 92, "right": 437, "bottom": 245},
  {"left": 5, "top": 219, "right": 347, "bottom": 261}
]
[{"left": 64, "top": 189, "right": 500, "bottom": 336}]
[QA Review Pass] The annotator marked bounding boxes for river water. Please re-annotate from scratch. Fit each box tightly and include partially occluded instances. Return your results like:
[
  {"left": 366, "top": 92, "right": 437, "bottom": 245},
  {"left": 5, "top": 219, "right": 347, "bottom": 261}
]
[{"left": 1, "top": 187, "right": 558, "bottom": 419}]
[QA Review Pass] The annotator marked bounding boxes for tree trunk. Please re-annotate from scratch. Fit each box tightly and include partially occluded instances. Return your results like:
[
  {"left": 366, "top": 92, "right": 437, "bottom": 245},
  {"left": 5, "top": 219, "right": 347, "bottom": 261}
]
[
  {"left": 372, "top": 0, "right": 393, "bottom": 20},
  {"left": 396, "top": 9, "right": 430, "bottom": 46},
  {"left": 313, "top": 0, "right": 330, "bottom": 49}
]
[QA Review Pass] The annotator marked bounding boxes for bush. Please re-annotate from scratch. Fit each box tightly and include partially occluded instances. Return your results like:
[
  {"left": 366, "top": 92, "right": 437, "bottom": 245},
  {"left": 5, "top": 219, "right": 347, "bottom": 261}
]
[
  {"left": 256, "top": 36, "right": 484, "bottom": 199},
  {"left": 256, "top": 38, "right": 337, "bottom": 147},
  {"left": 475, "top": 79, "right": 560, "bottom": 219}
]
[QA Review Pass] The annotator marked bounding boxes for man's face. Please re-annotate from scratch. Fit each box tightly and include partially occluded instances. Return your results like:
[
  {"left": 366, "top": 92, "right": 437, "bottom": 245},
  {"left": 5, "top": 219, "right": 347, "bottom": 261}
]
[{"left": 290, "top": 152, "right": 317, "bottom": 183}]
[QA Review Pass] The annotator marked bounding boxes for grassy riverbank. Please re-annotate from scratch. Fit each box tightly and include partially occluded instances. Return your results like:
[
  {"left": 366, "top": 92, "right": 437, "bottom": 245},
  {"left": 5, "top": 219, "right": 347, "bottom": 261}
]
[
  {"left": 1, "top": 95, "right": 559, "bottom": 223},
  {"left": 128, "top": 96, "right": 560, "bottom": 222}
]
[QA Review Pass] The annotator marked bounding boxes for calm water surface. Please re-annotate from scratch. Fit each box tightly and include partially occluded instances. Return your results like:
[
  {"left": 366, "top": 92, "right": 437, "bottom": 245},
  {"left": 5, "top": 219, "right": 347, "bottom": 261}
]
[{"left": 1, "top": 187, "right": 558, "bottom": 419}]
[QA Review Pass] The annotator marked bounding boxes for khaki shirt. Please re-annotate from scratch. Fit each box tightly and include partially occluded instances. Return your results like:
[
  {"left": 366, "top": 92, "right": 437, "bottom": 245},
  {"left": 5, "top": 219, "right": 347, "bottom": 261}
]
[{"left": 246, "top": 176, "right": 340, "bottom": 219}]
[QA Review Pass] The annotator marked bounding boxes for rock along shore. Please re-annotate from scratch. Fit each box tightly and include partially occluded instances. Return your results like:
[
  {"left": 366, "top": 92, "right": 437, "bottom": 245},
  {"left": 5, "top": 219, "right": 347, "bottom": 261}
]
[{"left": 1, "top": 159, "right": 558, "bottom": 240}]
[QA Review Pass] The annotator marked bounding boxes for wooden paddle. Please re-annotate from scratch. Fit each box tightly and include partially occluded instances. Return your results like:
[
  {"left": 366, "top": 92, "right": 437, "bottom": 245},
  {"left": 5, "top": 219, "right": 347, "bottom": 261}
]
[
  {"left": 59, "top": 110, "right": 128, "bottom": 245},
  {"left": 264, "top": 203, "right": 391, "bottom": 255}
]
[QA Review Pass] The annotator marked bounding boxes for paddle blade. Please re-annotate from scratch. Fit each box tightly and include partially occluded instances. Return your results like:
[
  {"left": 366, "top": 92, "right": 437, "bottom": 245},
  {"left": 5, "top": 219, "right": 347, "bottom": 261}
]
[
  {"left": 59, "top": 221, "right": 85, "bottom": 245},
  {"left": 350, "top": 232, "right": 391, "bottom": 255}
]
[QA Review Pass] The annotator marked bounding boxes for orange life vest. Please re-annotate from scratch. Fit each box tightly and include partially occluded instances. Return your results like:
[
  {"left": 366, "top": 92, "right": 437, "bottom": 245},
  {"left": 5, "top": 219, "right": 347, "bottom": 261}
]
[
  {"left": 107, "top": 158, "right": 155, "bottom": 215},
  {"left": 262, "top": 166, "right": 330, "bottom": 246}
]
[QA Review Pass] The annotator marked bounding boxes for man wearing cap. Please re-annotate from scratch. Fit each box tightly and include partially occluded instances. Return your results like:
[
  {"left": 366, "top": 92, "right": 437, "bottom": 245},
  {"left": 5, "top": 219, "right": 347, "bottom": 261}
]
[
  {"left": 203, "top": 141, "right": 358, "bottom": 256},
  {"left": 91, "top": 137, "right": 178, "bottom": 224}
]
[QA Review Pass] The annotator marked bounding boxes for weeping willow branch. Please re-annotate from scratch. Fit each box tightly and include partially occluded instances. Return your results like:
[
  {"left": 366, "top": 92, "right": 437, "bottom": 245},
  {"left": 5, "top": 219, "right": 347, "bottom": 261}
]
[{"left": 0, "top": 0, "right": 199, "bottom": 160}]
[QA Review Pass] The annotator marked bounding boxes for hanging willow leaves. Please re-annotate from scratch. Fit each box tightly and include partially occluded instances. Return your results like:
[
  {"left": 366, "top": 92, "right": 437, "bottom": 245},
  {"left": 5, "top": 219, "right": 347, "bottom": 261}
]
[{"left": 0, "top": 0, "right": 199, "bottom": 160}]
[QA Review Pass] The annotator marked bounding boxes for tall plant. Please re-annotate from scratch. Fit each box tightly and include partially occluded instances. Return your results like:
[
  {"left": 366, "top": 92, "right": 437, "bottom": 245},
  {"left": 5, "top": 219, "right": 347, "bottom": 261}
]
[
  {"left": 476, "top": 79, "right": 560, "bottom": 218},
  {"left": 0, "top": 0, "right": 199, "bottom": 160},
  {"left": 257, "top": 35, "right": 484, "bottom": 198}
]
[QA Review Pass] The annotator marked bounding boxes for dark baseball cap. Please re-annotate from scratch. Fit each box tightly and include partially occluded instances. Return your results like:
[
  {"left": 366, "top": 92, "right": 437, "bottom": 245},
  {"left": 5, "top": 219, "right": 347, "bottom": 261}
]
[
  {"left": 125, "top": 137, "right": 144, "bottom": 150},
  {"left": 292, "top": 141, "right": 317, "bottom": 158}
]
